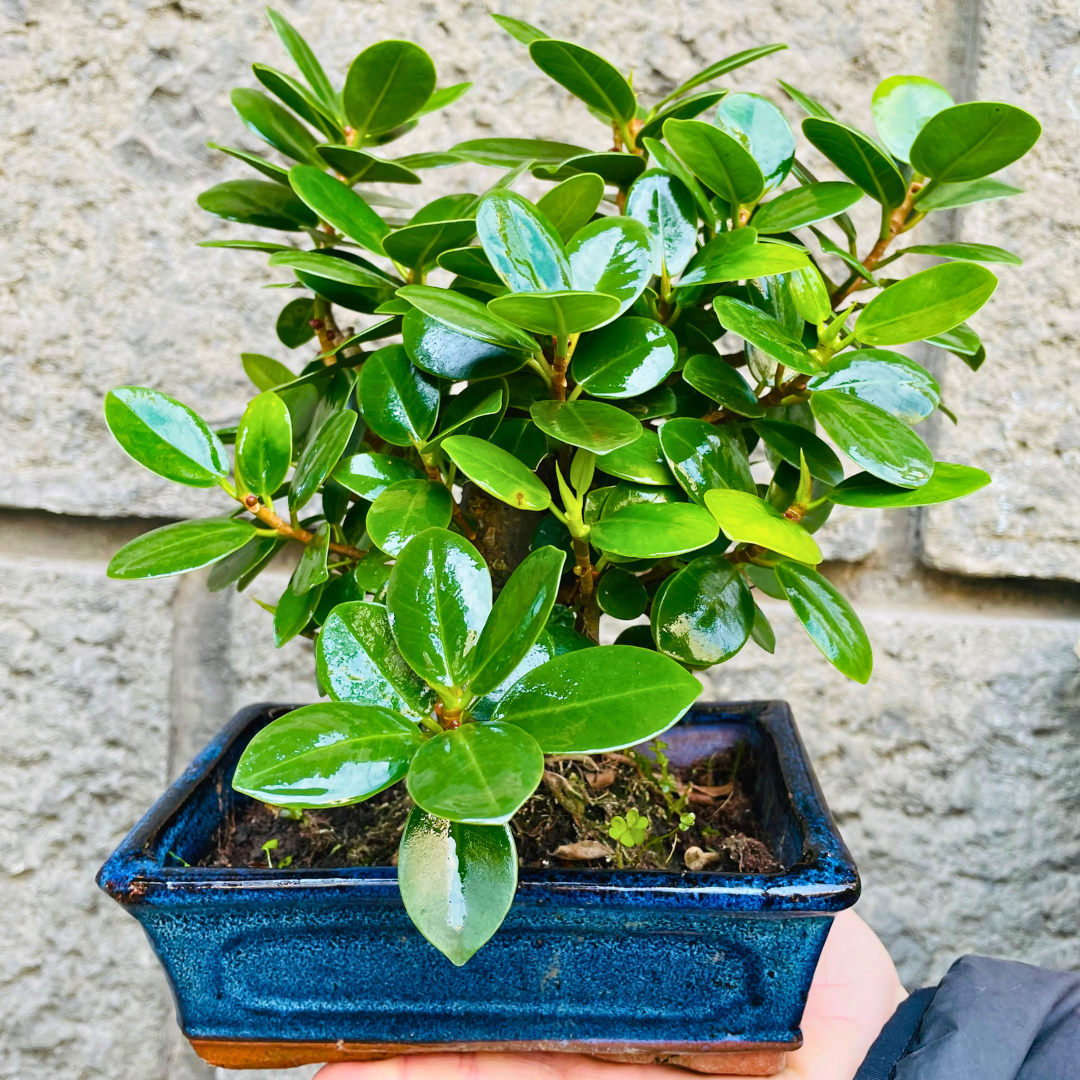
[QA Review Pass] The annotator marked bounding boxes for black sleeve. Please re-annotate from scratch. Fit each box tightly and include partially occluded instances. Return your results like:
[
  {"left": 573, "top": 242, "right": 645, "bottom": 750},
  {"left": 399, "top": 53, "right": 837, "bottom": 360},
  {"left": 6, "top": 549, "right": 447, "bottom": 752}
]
[{"left": 855, "top": 955, "right": 1080, "bottom": 1080}]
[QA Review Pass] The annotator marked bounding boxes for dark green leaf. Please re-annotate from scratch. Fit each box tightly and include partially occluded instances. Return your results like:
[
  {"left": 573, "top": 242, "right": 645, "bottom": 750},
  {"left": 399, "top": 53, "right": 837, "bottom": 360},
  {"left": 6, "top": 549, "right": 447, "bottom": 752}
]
[
  {"left": 252, "top": 63, "right": 343, "bottom": 142},
  {"left": 715, "top": 92, "right": 795, "bottom": 193},
  {"left": 442, "top": 435, "right": 552, "bottom": 512},
  {"left": 703, "top": 489, "right": 822, "bottom": 563},
  {"left": 590, "top": 502, "right": 719, "bottom": 558},
  {"left": 682, "top": 355, "right": 765, "bottom": 418},
  {"left": 104, "top": 387, "right": 227, "bottom": 487},
  {"left": 774, "top": 560, "right": 872, "bottom": 682},
  {"left": 534, "top": 152, "right": 646, "bottom": 189},
  {"left": 807, "top": 350, "right": 940, "bottom": 423},
  {"left": 358, "top": 343, "right": 439, "bottom": 447},
  {"left": 403, "top": 309, "right": 528, "bottom": 381},
  {"left": 787, "top": 265, "right": 832, "bottom": 324},
  {"left": 655, "top": 556, "right": 754, "bottom": 665},
  {"left": 615, "top": 386, "right": 677, "bottom": 420},
  {"left": 828, "top": 461, "right": 990, "bottom": 507},
  {"left": 200, "top": 239, "right": 294, "bottom": 252},
  {"left": 493, "top": 645, "right": 701, "bottom": 752},
  {"left": 292, "top": 522, "right": 330, "bottom": 594},
  {"left": 491, "top": 419, "right": 548, "bottom": 470},
  {"left": 529, "top": 39, "right": 636, "bottom": 123},
  {"left": 230, "top": 87, "right": 322, "bottom": 165},
  {"left": 434, "top": 382, "right": 506, "bottom": 444},
  {"left": 289, "top": 165, "right": 388, "bottom": 254},
  {"left": 751, "top": 182, "right": 863, "bottom": 233},
  {"left": 598, "top": 428, "right": 676, "bottom": 485},
  {"left": 398, "top": 284, "right": 539, "bottom": 354},
  {"left": 236, "top": 390, "right": 292, "bottom": 497},
  {"left": 197, "top": 179, "right": 317, "bottom": 230},
  {"left": 452, "top": 137, "right": 589, "bottom": 167},
  {"left": 916, "top": 176, "right": 1023, "bottom": 211},
  {"left": 266, "top": 8, "right": 337, "bottom": 111},
  {"left": 856, "top": 262, "right": 997, "bottom": 346},
  {"left": 596, "top": 567, "right": 648, "bottom": 620},
  {"left": 476, "top": 191, "right": 571, "bottom": 293},
  {"left": 750, "top": 602, "right": 776, "bottom": 653},
  {"left": 637, "top": 90, "right": 727, "bottom": 143},
  {"left": 208, "top": 535, "right": 281, "bottom": 593},
  {"left": 892, "top": 242, "right": 1021, "bottom": 266},
  {"left": 910, "top": 102, "right": 1041, "bottom": 183},
  {"left": 315, "top": 144, "right": 422, "bottom": 185},
  {"left": 660, "top": 416, "right": 756, "bottom": 500},
  {"left": 343, "top": 40, "right": 436, "bottom": 138},
  {"left": 924, "top": 322, "right": 986, "bottom": 370},
  {"left": 752, "top": 419, "right": 843, "bottom": 486},
  {"left": 234, "top": 702, "right": 422, "bottom": 808},
  {"left": 571, "top": 318, "right": 676, "bottom": 399},
  {"left": 657, "top": 44, "right": 787, "bottom": 109},
  {"left": 387, "top": 528, "right": 491, "bottom": 690},
  {"left": 468, "top": 546, "right": 566, "bottom": 697},
  {"left": 801, "top": 118, "right": 906, "bottom": 208},
  {"left": 107, "top": 518, "right": 256, "bottom": 580},
  {"left": 436, "top": 246, "right": 504, "bottom": 287},
  {"left": 565, "top": 217, "right": 655, "bottom": 318},
  {"left": 269, "top": 249, "right": 399, "bottom": 290},
  {"left": 811, "top": 225, "right": 881, "bottom": 288},
  {"left": 331, "top": 452, "right": 424, "bottom": 500},
  {"left": 276, "top": 296, "right": 316, "bottom": 348},
  {"left": 641, "top": 137, "right": 717, "bottom": 230},
  {"left": 398, "top": 808, "right": 517, "bottom": 966},
  {"left": 407, "top": 721, "right": 544, "bottom": 823},
  {"left": 664, "top": 118, "right": 765, "bottom": 207},
  {"left": 207, "top": 142, "right": 291, "bottom": 184},
  {"left": 489, "top": 290, "right": 621, "bottom": 336},
  {"left": 871, "top": 75, "right": 953, "bottom": 163},
  {"left": 289, "top": 410, "right": 357, "bottom": 511},
  {"left": 535, "top": 173, "right": 606, "bottom": 243},
  {"left": 713, "top": 296, "right": 821, "bottom": 375},
  {"left": 811, "top": 390, "right": 933, "bottom": 487},
  {"left": 316, "top": 600, "right": 436, "bottom": 718},
  {"left": 386, "top": 220, "right": 479, "bottom": 272},
  {"left": 367, "top": 480, "right": 453, "bottom": 556},
  {"left": 625, "top": 170, "right": 698, "bottom": 277},
  {"left": 530, "top": 400, "right": 643, "bottom": 453}
]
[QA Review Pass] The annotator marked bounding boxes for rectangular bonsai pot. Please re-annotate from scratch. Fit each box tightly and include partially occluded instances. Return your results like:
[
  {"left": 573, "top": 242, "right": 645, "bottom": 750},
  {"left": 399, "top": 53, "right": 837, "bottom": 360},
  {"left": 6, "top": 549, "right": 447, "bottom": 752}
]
[{"left": 98, "top": 701, "right": 858, "bottom": 1077}]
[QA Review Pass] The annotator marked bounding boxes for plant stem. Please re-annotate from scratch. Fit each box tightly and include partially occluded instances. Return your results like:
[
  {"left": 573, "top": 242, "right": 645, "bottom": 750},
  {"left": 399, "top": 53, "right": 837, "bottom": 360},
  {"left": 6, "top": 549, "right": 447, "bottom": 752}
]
[
  {"left": 572, "top": 535, "right": 600, "bottom": 643},
  {"left": 239, "top": 494, "right": 367, "bottom": 560},
  {"left": 310, "top": 298, "right": 345, "bottom": 360}
]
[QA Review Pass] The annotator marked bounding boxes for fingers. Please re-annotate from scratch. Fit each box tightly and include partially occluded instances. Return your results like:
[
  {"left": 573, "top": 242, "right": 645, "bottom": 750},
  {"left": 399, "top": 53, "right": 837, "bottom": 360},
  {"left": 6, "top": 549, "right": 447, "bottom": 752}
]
[{"left": 316, "top": 1051, "right": 683, "bottom": 1080}]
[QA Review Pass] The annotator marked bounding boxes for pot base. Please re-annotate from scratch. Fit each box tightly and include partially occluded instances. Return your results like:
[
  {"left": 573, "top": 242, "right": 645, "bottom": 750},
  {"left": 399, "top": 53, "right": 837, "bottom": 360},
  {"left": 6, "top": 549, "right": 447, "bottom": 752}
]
[{"left": 190, "top": 1037, "right": 791, "bottom": 1075}]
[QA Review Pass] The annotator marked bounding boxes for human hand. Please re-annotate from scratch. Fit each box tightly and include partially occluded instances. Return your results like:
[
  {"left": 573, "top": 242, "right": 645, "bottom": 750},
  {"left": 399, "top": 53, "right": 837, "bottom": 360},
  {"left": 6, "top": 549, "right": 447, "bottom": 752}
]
[{"left": 315, "top": 908, "right": 905, "bottom": 1080}]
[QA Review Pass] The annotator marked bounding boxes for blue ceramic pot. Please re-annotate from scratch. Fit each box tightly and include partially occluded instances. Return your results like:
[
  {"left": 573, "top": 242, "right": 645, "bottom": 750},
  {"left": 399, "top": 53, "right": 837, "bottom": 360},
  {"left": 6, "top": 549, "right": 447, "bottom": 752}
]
[{"left": 98, "top": 700, "right": 857, "bottom": 1076}]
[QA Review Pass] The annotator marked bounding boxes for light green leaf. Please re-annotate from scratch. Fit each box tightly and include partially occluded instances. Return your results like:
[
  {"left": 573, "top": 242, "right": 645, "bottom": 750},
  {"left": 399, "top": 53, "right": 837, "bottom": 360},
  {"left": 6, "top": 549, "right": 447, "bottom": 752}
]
[
  {"left": 871, "top": 75, "right": 954, "bottom": 163},
  {"left": 489, "top": 290, "right": 621, "bottom": 336},
  {"left": 397, "top": 284, "right": 539, "bottom": 354},
  {"left": 490, "top": 12, "right": 547, "bottom": 44},
  {"left": 442, "top": 435, "right": 552, "bottom": 512},
  {"left": 236, "top": 390, "right": 292, "bottom": 498},
  {"left": 681, "top": 356, "right": 765, "bottom": 418},
  {"left": 664, "top": 118, "right": 765, "bottom": 207},
  {"left": 715, "top": 92, "right": 795, "bottom": 193},
  {"left": 590, "top": 502, "right": 719, "bottom": 558},
  {"left": 230, "top": 87, "right": 322, "bottom": 165},
  {"left": 242, "top": 353, "right": 295, "bottom": 391},
  {"left": 367, "top": 480, "right": 454, "bottom": 556},
  {"left": 530, "top": 400, "right": 643, "bottom": 454},
  {"left": 704, "top": 489, "right": 822, "bottom": 563},
  {"left": 536, "top": 174, "right": 606, "bottom": 243},
  {"left": 289, "top": 409, "right": 357, "bottom": 510},
  {"left": 273, "top": 570, "right": 323, "bottom": 646},
  {"left": 288, "top": 165, "right": 389, "bottom": 255},
  {"left": 678, "top": 240, "right": 810, "bottom": 286},
  {"left": 656, "top": 44, "right": 787, "bottom": 109},
  {"left": 891, "top": 242, "right": 1021, "bottom": 266},
  {"left": 713, "top": 296, "right": 821, "bottom": 375},
  {"left": 910, "top": 102, "right": 1041, "bottom": 183},
  {"left": 802, "top": 118, "right": 906, "bottom": 208},
  {"left": 807, "top": 350, "right": 940, "bottom": 423},
  {"left": 597, "top": 428, "right": 676, "bottom": 485},
  {"left": 292, "top": 522, "right": 330, "bottom": 595},
  {"left": 331, "top": 452, "right": 424, "bottom": 500},
  {"left": 916, "top": 176, "right": 1023, "bottom": 211},
  {"left": 828, "top": 461, "right": 991, "bottom": 507},
  {"left": 266, "top": 8, "right": 337, "bottom": 111},
  {"left": 107, "top": 518, "right": 257, "bottom": 580},
  {"left": 452, "top": 137, "right": 589, "bottom": 167},
  {"left": 751, "top": 182, "right": 863, "bottom": 233}
]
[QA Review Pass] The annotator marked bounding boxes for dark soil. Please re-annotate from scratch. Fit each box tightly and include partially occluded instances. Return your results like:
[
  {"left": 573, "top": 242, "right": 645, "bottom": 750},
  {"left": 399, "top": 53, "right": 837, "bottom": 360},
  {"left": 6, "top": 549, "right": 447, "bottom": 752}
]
[{"left": 200, "top": 744, "right": 780, "bottom": 875}]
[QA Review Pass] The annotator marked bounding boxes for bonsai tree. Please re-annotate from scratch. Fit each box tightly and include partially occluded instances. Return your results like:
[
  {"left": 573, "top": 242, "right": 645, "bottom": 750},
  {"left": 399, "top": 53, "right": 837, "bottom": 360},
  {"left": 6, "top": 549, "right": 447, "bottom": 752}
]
[{"left": 101, "top": 10, "right": 1040, "bottom": 964}]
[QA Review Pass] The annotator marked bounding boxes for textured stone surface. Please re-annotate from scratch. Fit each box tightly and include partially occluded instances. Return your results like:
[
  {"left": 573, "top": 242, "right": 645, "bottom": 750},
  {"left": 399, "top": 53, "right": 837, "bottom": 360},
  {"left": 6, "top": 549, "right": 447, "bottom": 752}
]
[{"left": 921, "top": 0, "right": 1080, "bottom": 580}]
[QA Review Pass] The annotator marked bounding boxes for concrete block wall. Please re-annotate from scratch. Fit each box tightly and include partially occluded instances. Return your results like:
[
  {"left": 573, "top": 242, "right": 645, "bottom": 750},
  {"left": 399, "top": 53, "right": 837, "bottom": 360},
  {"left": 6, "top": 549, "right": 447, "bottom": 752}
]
[{"left": 0, "top": 1, "right": 1077, "bottom": 1077}]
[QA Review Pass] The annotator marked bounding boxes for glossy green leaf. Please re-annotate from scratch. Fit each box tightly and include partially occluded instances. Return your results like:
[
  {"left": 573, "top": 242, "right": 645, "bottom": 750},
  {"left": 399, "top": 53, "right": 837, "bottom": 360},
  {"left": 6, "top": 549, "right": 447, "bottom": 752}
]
[
  {"left": 892, "top": 242, "right": 1021, "bottom": 266},
  {"left": 468, "top": 546, "right": 566, "bottom": 698},
  {"left": 802, "top": 118, "right": 906, "bottom": 208},
  {"left": 476, "top": 191, "right": 571, "bottom": 293},
  {"left": 856, "top": 262, "right": 997, "bottom": 346},
  {"left": 535, "top": 173, "right": 606, "bottom": 243},
  {"left": 916, "top": 176, "right": 1023, "bottom": 211},
  {"left": 681, "top": 356, "right": 764, "bottom": 418},
  {"left": 436, "top": 246, "right": 503, "bottom": 287},
  {"left": 774, "top": 560, "right": 872, "bottom": 682},
  {"left": 197, "top": 179, "right": 317, "bottom": 230},
  {"left": 637, "top": 90, "right": 726, "bottom": 143},
  {"left": 488, "top": 290, "right": 621, "bottom": 337},
  {"left": 655, "top": 556, "right": 754, "bottom": 665},
  {"left": 200, "top": 239, "right": 293, "bottom": 253},
  {"left": 786, "top": 265, "right": 832, "bottom": 325},
  {"left": 641, "top": 137, "right": 717, "bottom": 230},
  {"left": 751, "top": 182, "right": 863, "bottom": 233},
  {"left": 616, "top": 386, "right": 677, "bottom": 421},
  {"left": 807, "top": 350, "right": 940, "bottom": 423},
  {"left": 236, "top": 391, "right": 292, "bottom": 497},
  {"left": 491, "top": 12, "right": 547, "bottom": 43},
  {"left": 292, "top": 522, "right": 330, "bottom": 594},
  {"left": 403, "top": 309, "right": 529, "bottom": 381},
  {"left": 242, "top": 354, "right": 295, "bottom": 392},
  {"left": 233, "top": 702, "right": 422, "bottom": 808},
  {"left": 601, "top": 482, "right": 682, "bottom": 518},
  {"left": 596, "top": 567, "right": 648, "bottom": 620},
  {"left": 384, "top": 219, "right": 477, "bottom": 271},
  {"left": 828, "top": 461, "right": 991, "bottom": 507},
  {"left": 230, "top": 87, "right": 322, "bottom": 165},
  {"left": 491, "top": 419, "right": 548, "bottom": 470},
  {"left": 811, "top": 225, "right": 881, "bottom": 288},
  {"left": 533, "top": 151, "right": 646, "bottom": 189},
  {"left": 529, "top": 39, "right": 636, "bottom": 122},
  {"left": 419, "top": 81, "right": 472, "bottom": 116},
  {"left": 316, "top": 600, "right": 436, "bottom": 718},
  {"left": 397, "top": 285, "right": 539, "bottom": 355},
  {"left": 434, "top": 383, "right": 506, "bottom": 444},
  {"left": 332, "top": 453, "right": 424, "bottom": 501},
  {"left": 343, "top": 40, "right": 436, "bottom": 138},
  {"left": 252, "top": 63, "right": 343, "bottom": 142},
  {"left": 266, "top": 7, "right": 336, "bottom": 106},
  {"left": 679, "top": 240, "right": 810, "bottom": 286},
  {"left": 811, "top": 390, "right": 932, "bottom": 487},
  {"left": 442, "top": 435, "right": 552, "bottom": 512},
  {"left": 703, "top": 489, "right": 822, "bottom": 564},
  {"left": 104, "top": 387, "right": 227, "bottom": 487},
  {"left": 566, "top": 217, "right": 655, "bottom": 319},
  {"left": 207, "top": 142, "right": 291, "bottom": 184},
  {"left": 713, "top": 296, "right": 821, "bottom": 375},
  {"left": 778, "top": 80, "right": 833, "bottom": 120},
  {"left": 288, "top": 166, "right": 388, "bottom": 254},
  {"left": 468, "top": 634, "right": 559, "bottom": 721},
  {"left": 664, "top": 118, "right": 765, "bottom": 207},
  {"left": 398, "top": 808, "right": 516, "bottom": 966},
  {"left": 387, "top": 528, "right": 492, "bottom": 690},
  {"left": 367, "top": 480, "right": 453, "bottom": 557},
  {"left": 871, "top": 76, "right": 953, "bottom": 163},
  {"left": 530, "top": 400, "right": 642, "bottom": 454},
  {"left": 571, "top": 318, "right": 676, "bottom": 399},
  {"left": 750, "top": 602, "right": 776, "bottom": 653},
  {"left": 273, "top": 570, "right": 323, "bottom": 646},
  {"left": 269, "top": 250, "right": 398, "bottom": 290},
  {"left": 752, "top": 419, "right": 843, "bottom": 486},
  {"left": 407, "top": 721, "right": 543, "bottom": 824},
  {"left": 316, "top": 146, "right": 420, "bottom": 186},
  {"left": 715, "top": 92, "right": 795, "bottom": 193},
  {"left": 288, "top": 409, "right": 357, "bottom": 511},
  {"left": 452, "top": 137, "right": 589, "bottom": 167},
  {"left": 625, "top": 170, "right": 697, "bottom": 277},
  {"left": 493, "top": 645, "right": 701, "bottom": 752},
  {"left": 910, "top": 102, "right": 1041, "bottom": 183},
  {"left": 660, "top": 416, "right": 756, "bottom": 500},
  {"left": 358, "top": 344, "right": 439, "bottom": 447},
  {"left": 590, "top": 502, "right": 719, "bottom": 558},
  {"left": 925, "top": 322, "right": 986, "bottom": 370},
  {"left": 598, "top": 428, "right": 676, "bottom": 485},
  {"left": 208, "top": 535, "right": 281, "bottom": 593},
  {"left": 107, "top": 518, "right": 256, "bottom": 580},
  {"left": 656, "top": 44, "right": 788, "bottom": 109},
  {"left": 275, "top": 297, "right": 316, "bottom": 348}
]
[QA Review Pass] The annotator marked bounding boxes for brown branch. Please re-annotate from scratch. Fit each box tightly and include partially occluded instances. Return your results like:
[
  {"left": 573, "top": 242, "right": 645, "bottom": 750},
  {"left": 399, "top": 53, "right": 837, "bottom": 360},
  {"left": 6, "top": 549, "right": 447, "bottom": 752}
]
[
  {"left": 572, "top": 536, "right": 600, "bottom": 643},
  {"left": 423, "top": 462, "right": 477, "bottom": 539},
  {"left": 701, "top": 374, "right": 809, "bottom": 424},
  {"left": 242, "top": 495, "right": 367, "bottom": 560}
]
